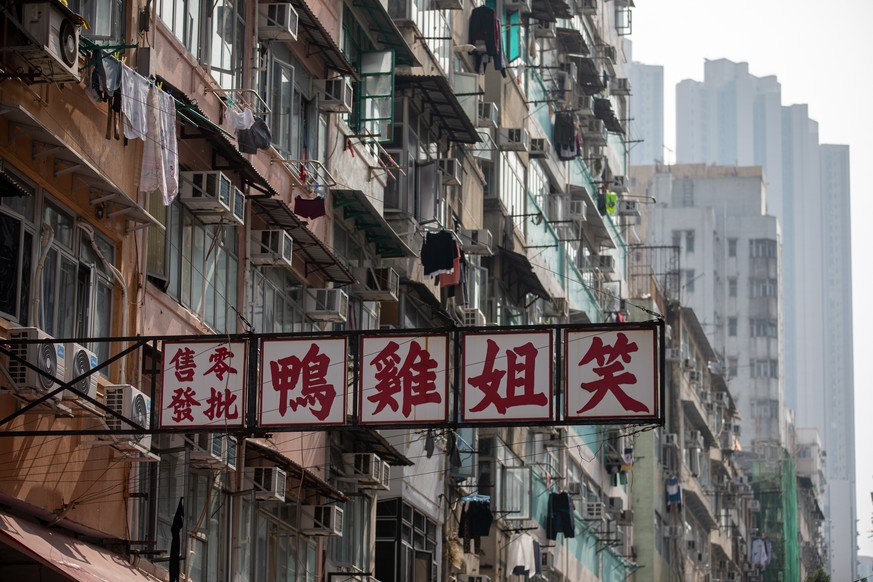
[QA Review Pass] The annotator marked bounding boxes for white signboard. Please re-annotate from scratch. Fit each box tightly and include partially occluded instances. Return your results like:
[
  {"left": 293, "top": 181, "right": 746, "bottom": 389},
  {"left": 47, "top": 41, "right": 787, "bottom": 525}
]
[
  {"left": 359, "top": 334, "right": 449, "bottom": 424},
  {"left": 160, "top": 341, "right": 246, "bottom": 428}
]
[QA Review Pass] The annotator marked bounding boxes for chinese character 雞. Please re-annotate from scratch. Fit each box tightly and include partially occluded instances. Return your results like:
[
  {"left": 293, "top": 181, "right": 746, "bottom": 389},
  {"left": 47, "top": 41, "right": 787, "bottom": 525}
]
[
  {"left": 469, "top": 339, "right": 546, "bottom": 414},
  {"left": 367, "top": 340, "right": 441, "bottom": 418},
  {"left": 270, "top": 344, "right": 336, "bottom": 421},
  {"left": 576, "top": 333, "right": 648, "bottom": 414}
]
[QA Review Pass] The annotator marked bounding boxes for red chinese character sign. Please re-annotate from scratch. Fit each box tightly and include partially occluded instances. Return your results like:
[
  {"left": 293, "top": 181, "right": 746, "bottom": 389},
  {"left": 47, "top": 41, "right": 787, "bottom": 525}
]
[
  {"left": 462, "top": 331, "right": 553, "bottom": 422},
  {"left": 259, "top": 338, "right": 347, "bottom": 426},
  {"left": 359, "top": 334, "right": 449, "bottom": 424},
  {"left": 564, "top": 328, "right": 659, "bottom": 421},
  {"left": 160, "top": 341, "right": 246, "bottom": 428}
]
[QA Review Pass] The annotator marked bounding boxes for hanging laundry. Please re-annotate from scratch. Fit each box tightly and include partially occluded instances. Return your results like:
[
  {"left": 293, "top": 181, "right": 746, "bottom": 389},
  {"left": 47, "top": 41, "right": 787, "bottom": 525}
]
[
  {"left": 458, "top": 499, "right": 494, "bottom": 545},
  {"left": 122, "top": 63, "right": 149, "bottom": 140},
  {"left": 140, "top": 85, "right": 179, "bottom": 205},
  {"left": 507, "top": 532, "right": 537, "bottom": 576},
  {"left": 294, "top": 195, "right": 327, "bottom": 220},
  {"left": 554, "top": 110, "right": 579, "bottom": 161},
  {"left": 546, "top": 491, "right": 575, "bottom": 540},
  {"left": 225, "top": 106, "right": 255, "bottom": 134},
  {"left": 238, "top": 117, "right": 272, "bottom": 154},
  {"left": 666, "top": 476, "right": 682, "bottom": 511},
  {"left": 468, "top": 6, "right": 505, "bottom": 77},
  {"left": 421, "top": 230, "right": 458, "bottom": 277},
  {"left": 90, "top": 50, "right": 123, "bottom": 141}
]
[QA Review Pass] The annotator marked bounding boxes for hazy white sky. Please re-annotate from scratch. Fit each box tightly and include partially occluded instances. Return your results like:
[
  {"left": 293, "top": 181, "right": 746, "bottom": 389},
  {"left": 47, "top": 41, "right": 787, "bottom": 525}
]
[{"left": 627, "top": 0, "right": 873, "bottom": 557}]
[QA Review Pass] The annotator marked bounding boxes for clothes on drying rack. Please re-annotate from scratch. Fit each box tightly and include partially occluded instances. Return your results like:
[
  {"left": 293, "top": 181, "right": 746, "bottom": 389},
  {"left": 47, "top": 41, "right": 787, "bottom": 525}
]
[
  {"left": 226, "top": 106, "right": 255, "bottom": 133},
  {"left": 238, "top": 117, "right": 272, "bottom": 154},
  {"left": 121, "top": 63, "right": 149, "bottom": 141},
  {"left": 468, "top": 5, "right": 506, "bottom": 77},
  {"left": 507, "top": 532, "right": 539, "bottom": 576},
  {"left": 546, "top": 491, "right": 575, "bottom": 540},
  {"left": 666, "top": 476, "right": 682, "bottom": 511},
  {"left": 140, "top": 83, "right": 179, "bottom": 205},
  {"left": 459, "top": 499, "right": 494, "bottom": 547},
  {"left": 294, "top": 194, "right": 327, "bottom": 219},
  {"left": 421, "top": 230, "right": 458, "bottom": 277}
]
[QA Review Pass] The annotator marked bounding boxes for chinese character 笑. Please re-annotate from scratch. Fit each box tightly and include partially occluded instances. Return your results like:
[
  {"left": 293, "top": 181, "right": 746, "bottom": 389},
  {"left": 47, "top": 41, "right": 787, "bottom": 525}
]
[
  {"left": 169, "top": 386, "right": 200, "bottom": 423},
  {"left": 203, "top": 387, "right": 240, "bottom": 421},
  {"left": 270, "top": 344, "right": 336, "bottom": 421},
  {"left": 367, "top": 340, "right": 441, "bottom": 418},
  {"left": 469, "top": 339, "right": 546, "bottom": 414},
  {"left": 576, "top": 332, "right": 648, "bottom": 414},
  {"left": 204, "top": 346, "right": 238, "bottom": 381},
  {"left": 169, "top": 347, "right": 197, "bottom": 382}
]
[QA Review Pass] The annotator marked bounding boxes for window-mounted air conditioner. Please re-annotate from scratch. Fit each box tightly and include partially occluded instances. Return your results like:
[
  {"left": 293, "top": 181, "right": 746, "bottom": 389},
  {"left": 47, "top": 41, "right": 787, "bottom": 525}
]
[
  {"left": 8, "top": 327, "right": 64, "bottom": 399},
  {"left": 664, "top": 433, "right": 679, "bottom": 447},
  {"left": 191, "top": 434, "right": 237, "bottom": 470},
  {"left": 316, "top": 77, "right": 353, "bottom": 114},
  {"left": 577, "top": 0, "right": 597, "bottom": 15},
  {"left": 566, "top": 481, "right": 584, "bottom": 496},
  {"left": 305, "top": 288, "right": 349, "bottom": 322},
  {"left": 438, "top": 158, "right": 462, "bottom": 186},
  {"left": 601, "top": 44, "right": 617, "bottom": 64},
  {"left": 665, "top": 347, "right": 681, "bottom": 361},
  {"left": 662, "top": 525, "right": 682, "bottom": 537},
  {"left": 251, "top": 229, "right": 293, "bottom": 269},
  {"left": 541, "top": 550, "right": 558, "bottom": 572},
  {"left": 576, "top": 93, "right": 594, "bottom": 115},
  {"left": 350, "top": 267, "right": 400, "bottom": 302},
  {"left": 105, "top": 384, "right": 152, "bottom": 452},
  {"left": 569, "top": 199, "right": 587, "bottom": 222},
  {"left": 686, "top": 539, "right": 697, "bottom": 551},
  {"left": 497, "top": 127, "right": 530, "bottom": 152},
  {"left": 344, "top": 453, "right": 390, "bottom": 490},
  {"left": 561, "top": 62, "right": 578, "bottom": 86},
  {"left": 257, "top": 2, "right": 299, "bottom": 41},
  {"left": 533, "top": 22, "right": 556, "bottom": 39},
  {"left": 529, "top": 138, "right": 551, "bottom": 159},
  {"left": 610, "top": 175, "right": 629, "bottom": 192},
  {"left": 504, "top": 0, "right": 531, "bottom": 13},
  {"left": 611, "top": 77, "right": 631, "bottom": 95},
  {"left": 63, "top": 343, "right": 98, "bottom": 400},
  {"left": 585, "top": 501, "right": 604, "bottom": 520},
  {"left": 458, "top": 576, "right": 492, "bottom": 582},
  {"left": 544, "top": 427, "right": 568, "bottom": 447},
  {"left": 689, "top": 370, "right": 702, "bottom": 383},
  {"left": 582, "top": 117, "right": 607, "bottom": 145},
  {"left": 20, "top": 1, "right": 81, "bottom": 83},
  {"left": 459, "top": 228, "right": 493, "bottom": 255},
  {"left": 301, "top": 504, "right": 344, "bottom": 536},
  {"left": 461, "top": 307, "right": 486, "bottom": 327},
  {"left": 247, "top": 467, "right": 287, "bottom": 501},
  {"left": 618, "top": 509, "right": 634, "bottom": 524},
  {"left": 618, "top": 199, "right": 640, "bottom": 217},
  {"left": 477, "top": 101, "right": 499, "bottom": 129},
  {"left": 607, "top": 496, "right": 624, "bottom": 512},
  {"left": 597, "top": 255, "right": 615, "bottom": 273},
  {"left": 179, "top": 171, "right": 245, "bottom": 225},
  {"left": 749, "top": 500, "right": 761, "bottom": 512},
  {"left": 544, "top": 297, "right": 568, "bottom": 317}
]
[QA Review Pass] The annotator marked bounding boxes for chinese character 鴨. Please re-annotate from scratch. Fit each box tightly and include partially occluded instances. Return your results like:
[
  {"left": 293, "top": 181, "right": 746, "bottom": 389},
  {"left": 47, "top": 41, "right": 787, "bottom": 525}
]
[{"left": 269, "top": 343, "right": 336, "bottom": 421}]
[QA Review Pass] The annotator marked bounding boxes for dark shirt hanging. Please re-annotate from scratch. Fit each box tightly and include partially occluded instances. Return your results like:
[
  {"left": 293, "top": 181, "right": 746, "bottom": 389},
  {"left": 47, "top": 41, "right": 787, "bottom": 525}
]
[
  {"left": 294, "top": 195, "right": 327, "bottom": 219},
  {"left": 546, "top": 491, "right": 575, "bottom": 540},
  {"left": 421, "top": 230, "right": 458, "bottom": 277}
]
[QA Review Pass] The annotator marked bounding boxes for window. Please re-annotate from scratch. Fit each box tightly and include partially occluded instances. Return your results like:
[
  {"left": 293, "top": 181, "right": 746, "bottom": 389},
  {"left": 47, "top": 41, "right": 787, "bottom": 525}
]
[
  {"left": 750, "top": 318, "right": 778, "bottom": 338},
  {"left": 263, "top": 49, "right": 318, "bottom": 161},
  {"left": 150, "top": 202, "right": 239, "bottom": 333},
  {"left": 727, "top": 357, "right": 738, "bottom": 378},
  {"left": 727, "top": 317, "right": 737, "bottom": 337},
  {"left": 685, "top": 230, "right": 695, "bottom": 253},
  {"left": 375, "top": 499, "right": 438, "bottom": 582},
  {"left": 750, "top": 238, "right": 777, "bottom": 258},
  {"left": 250, "top": 271, "right": 311, "bottom": 333},
  {"left": 751, "top": 359, "right": 779, "bottom": 378},
  {"left": 268, "top": 59, "right": 295, "bottom": 157},
  {"left": 750, "top": 278, "right": 777, "bottom": 297},
  {"left": 254, "top": 504, "right": 317, "bottom": 582},
  {"left": 158, "top": 0, "right": 201, "bottom": 56},
  {"left": 501, "top": 152, "right": 527, "bottom": 231},
  {"left": 728, "top": 277, "right": 737, "bottom": 297},
  {"left": 0, "top": 195, "right": 35, "bottom": 324},
  {"left": 69, "top": 0, "right": 123, "bottom": 42},
  {"left": 672, "top": 230, "right": 681, "bottom": 250},
  {"left": 683, "top": 269, "right": 696, "bottom": 293},
  {"left": 502, "top": 465, "right": 531, "bottom": 520},
  {"left": 330, "top": 494, "right": 372, "bottom": 569},
  {"left": 727, "top": 238, "right": 737, "bottom": 257}
]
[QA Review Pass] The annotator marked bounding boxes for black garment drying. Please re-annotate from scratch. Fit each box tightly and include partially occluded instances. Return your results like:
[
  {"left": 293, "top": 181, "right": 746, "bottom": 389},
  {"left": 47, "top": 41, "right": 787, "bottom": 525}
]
[{"left": 546, "top": 491, "right": 575, "bottom": 539}]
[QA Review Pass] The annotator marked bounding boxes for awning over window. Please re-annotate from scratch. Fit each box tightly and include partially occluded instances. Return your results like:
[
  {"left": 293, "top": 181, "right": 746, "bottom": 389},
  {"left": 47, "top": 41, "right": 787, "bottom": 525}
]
[
  {"left": 529, "top": 0, "right": 556, "bottom": 22},
  {"left": 246, "top": 440, "right": 347, "bottom": 503},
  {"left": 394, "top": 75, "right": 481, "bottom": 144},
  {"left": 332, "top": 189, "right": 417, "bottom": 258},
  {"left": 555, "top": 27, "right": 589, "bottom": 56},
  {"left": 0, "top": 159, "right": 35, "bottom": 197},
  {"left": 350, "top": 0, "right": 419, "bottom": 67},
  {"left": 287, "top": 0, "right": 360, "bottom": 80},
  {"left": 251, "top": 197, "right": 356, "bottom": 285},
  {"left": 594, "top": 97, "right": 625, "bottom": 134},
  {"left": 568, "top": 184, "right": 616, "bottom": 250},
  {"left": 573, "top": 56, "right": 606, "bottom": 95},
  {"left": 683, "top": 485, "right": 718, "bottom": 531},
  {"left": 495, "top": 247, "right": 550, "bottom": 304},
  {"left": 0, "top": 511, "right": 162, "bottom": 582},
  {"left": 341, "top": 428, "right": 413, "bottom": 466},
  {"left": 0, "top": 103, "right": 160, "bottom": 230},
  {"left": 403, "top": 279, "right": 455, "bottom": 324}
]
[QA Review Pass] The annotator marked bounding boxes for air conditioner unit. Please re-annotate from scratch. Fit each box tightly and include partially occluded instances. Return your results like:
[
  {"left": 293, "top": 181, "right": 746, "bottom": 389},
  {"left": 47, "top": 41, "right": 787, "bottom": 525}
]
[
  {"left": 301, "top": 504, "right": 344, "bottom": 535},
  {"left": 433, "top": 0, "right": 462, "bottom": 9},
  {"left": 251, "top": 229, "right": 293, "bottom": 268},
  {"left": 664, "top": 433, "right": 679, "bottom": 447},
  {"left": 689, "top": 370, "right": 702, "bottom": 383},
  {"left": 350, "top": 267, "right": 400, "bottom": 302},
  {"left": 541, "top": 550, "right": 557, "bottom": 572},
  {"left": 19, "top": 1, "right": 81, "bottom": 83},
  {"left": 458, "top": 576, "right": 492, "bottom": 582},
  {"left": 732, "top": 423, "right": 742, "bottom": 436},
  {"left": 610, "top": 175, "right": 629, "bottom": 192},
  {"left": 586, "top": 502, "right": 604, "bottom": 520},
  {"left": 617, "top": 199, "right": 640, "bottom": 217},
  {"left": 305, "top": 288, "right": 349, "bottom": 322},
  {"left": 566, "top": 481, "right": 584, "bottom": 496},
  {"left": 477, "top": 101, "right": 499, "bottom": 129},
  {"left": 247, "top": 467, "right": 287, "bottom": 501},
  {"left": 544, "top": 297, "right": 568, "bottom": 317},
  {"left": 749, "top": 500, "right": 761, "bottom": 512},
  {"left": 569, "top": 199, "right": 587, "bottom": 222},
  {"left": 715, "top": 391, "right": 730, "bottom": 404},
  {"left": 607, "top": 496, "right": 624, "bottom": 512},
  {"left": 582, "top": 117, "right": 607, "bottom": 145},
  {"left": 545, "top": 427, "right": 567, "bottom": 447},
  {"left": 718, "top": 559, "right": 729, "bottom": 570},
  {"left": 663, "top": 525, "right": 682, "bottom": 537},
  {"left": 257, "top": 3, "right": 299, "bottom": 41},
  {"left": 179, "top": 171, "right": 244, "bottom": 225},
  {"left": 105, "top": 384, "right": 152, "bottom": 452},
  {"left": 344, "top": 453, "right": 389, "bottom": 489},
  {"left": 191, "top": 433, "right": 232, "bottom": 467},
  {"left": 576, "top": 0, "right": 597, "bottom": 15},
  {"left": 597, "top": 255, "right": 615, "bottom": 272},
  {"left": 316, "top": 77, "right": 354, "bottom": 113},
  {"left": 601, "top": 44, "right": 617, "bottom": 63},
  {"left": 575, "top": 93, "right": 594, "bottom": 115},
  {"left": 610, "top": 77, "right": 631, "bottom": 95},
  {"left": 8, "top": 327, "right": 64, "bottom": 398},
  {"left": 704, "top": 401, "right": 715, "bottom": 413},
  {"left": 504, "top": 0, "right": 531, "bottom": 12},
  {"left": 687, "top": 540, "right": 697, "bottom": 551},
  {"left": 618, "top": 509, "right": 634, "bottom": 524},
  {"left": 63, "top": 343, "right": 98, "bottom": 400},
  {"left": 461, "top": 307, "right": 486, "bottom": 327},
  {"left": 529, "top": 138, "right": 551, "bottom": 159},
  {"left": 497, "top": 127, "right": 530, "bottom": 152},
  {"left": 438, "top": 158, "right": 462, "bottom": 186},
  {"left": 561, "top": 62, "right": 578, "bottom": 86},
  {"left": 735, "top": 475, "right": 751, "bottom": 487},
  {"left": 533, "top": 22, "right": 556, "bottom": 39},
  {"left": 459, "top": 228, "right": 493, "bottom": 255},
  {"left": 683, "top": 358, "right": 697, "bottom": 371},
  {"left": 666, "top": 347, "right": 681, "bottom": 361}
]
